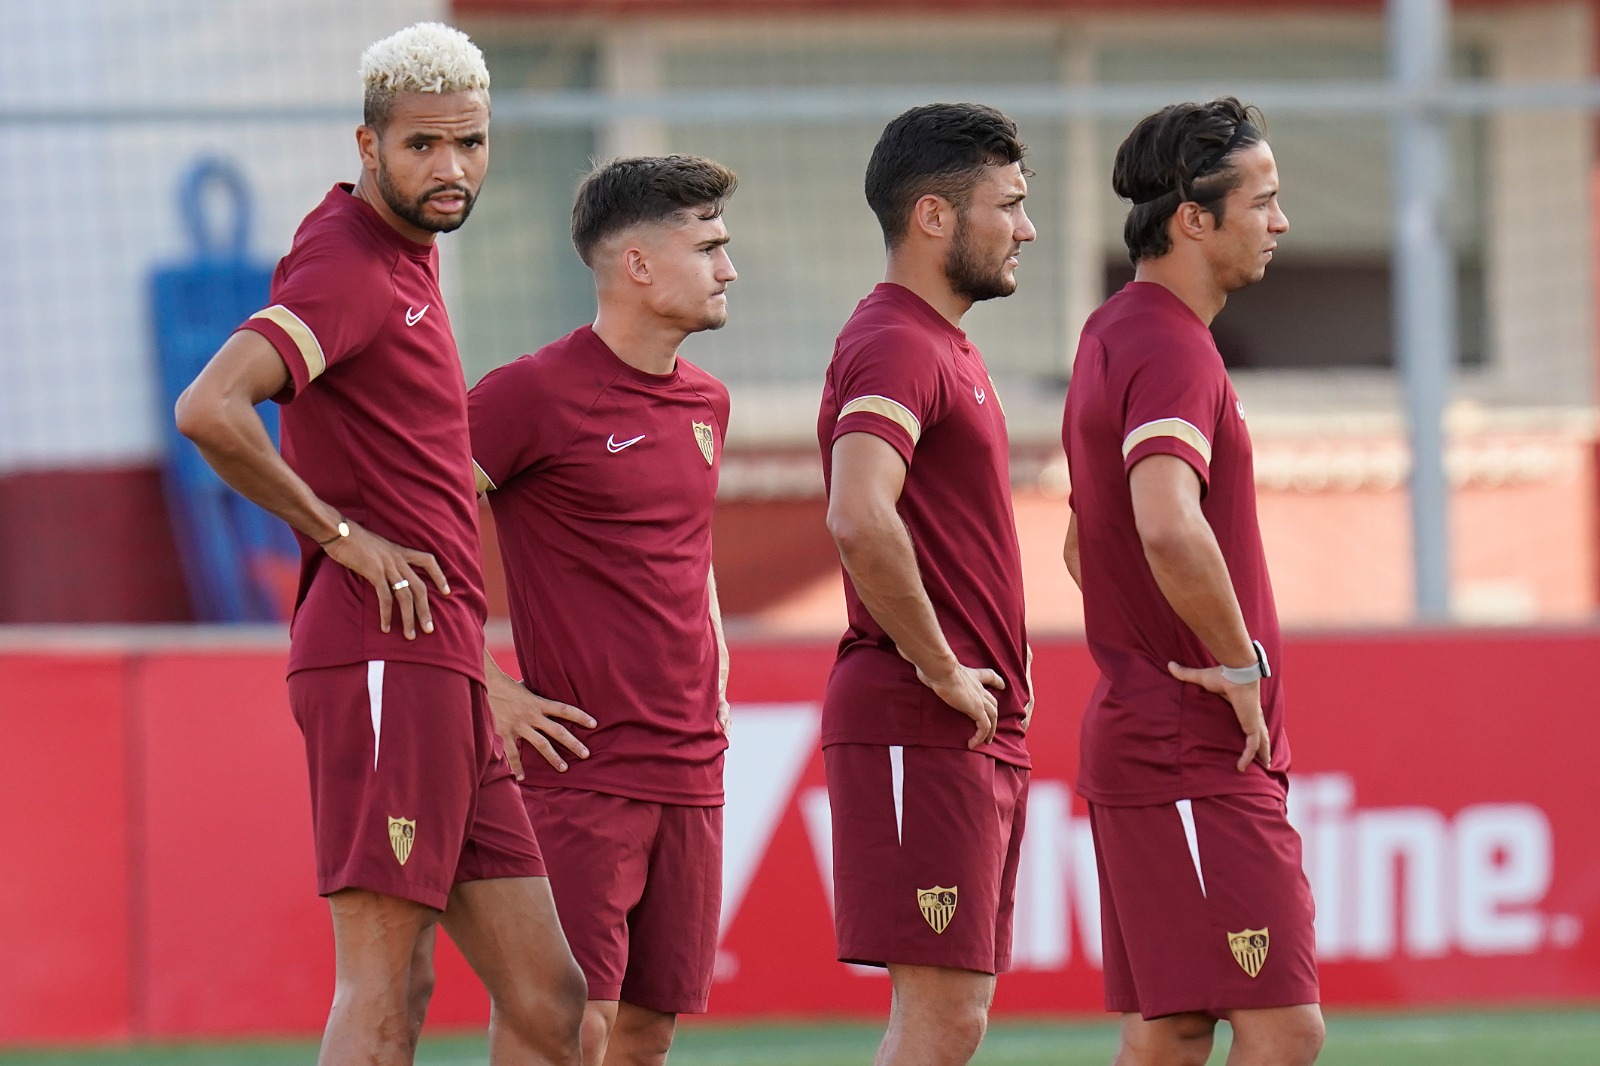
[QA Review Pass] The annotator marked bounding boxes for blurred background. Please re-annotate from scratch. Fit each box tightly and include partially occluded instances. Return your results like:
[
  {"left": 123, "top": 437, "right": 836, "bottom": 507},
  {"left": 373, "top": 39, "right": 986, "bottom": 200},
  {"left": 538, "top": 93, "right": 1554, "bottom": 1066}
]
[{"left": 4, "top": 0, "right": 1600, "bottom": 1058}]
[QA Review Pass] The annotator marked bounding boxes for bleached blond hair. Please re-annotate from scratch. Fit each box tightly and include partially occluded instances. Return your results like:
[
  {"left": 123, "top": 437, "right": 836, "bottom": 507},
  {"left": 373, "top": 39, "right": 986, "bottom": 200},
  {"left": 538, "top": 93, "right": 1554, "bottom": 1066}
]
[{"left": 359, "top": 22, "right": 490, "bottom": 132}]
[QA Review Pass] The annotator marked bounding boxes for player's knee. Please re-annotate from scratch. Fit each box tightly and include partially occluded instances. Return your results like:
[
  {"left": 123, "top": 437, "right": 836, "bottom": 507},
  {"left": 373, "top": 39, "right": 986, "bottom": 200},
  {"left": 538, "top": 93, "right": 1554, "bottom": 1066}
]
[
  {"left": 1275, "top": 1010, "right": 1326, "bottom": 1064},
  {"left": 579, "top": 1006, "right": 613, "bottom": 1065},
  {"left": 405, "top": 966, "right": 435, "bottom": 1040},
  {"left": 494, "top": 959, "right": 587, "bottom": 1054},
  {"left": 1231, "top": 1008, "right": 1325, "bottom": 1066},
  {"left": 929, "top": 1000, "right": 988, "bottom": 1059},
  {"left": 615, "top": 1011, "right": 676, "bottom": 1065},
  {"left": 542, "top": 959, "right": 588, "bottom": 1034},
  {"left": 1116, "top": 1014, "right": 1214, "bottom": 1066}
]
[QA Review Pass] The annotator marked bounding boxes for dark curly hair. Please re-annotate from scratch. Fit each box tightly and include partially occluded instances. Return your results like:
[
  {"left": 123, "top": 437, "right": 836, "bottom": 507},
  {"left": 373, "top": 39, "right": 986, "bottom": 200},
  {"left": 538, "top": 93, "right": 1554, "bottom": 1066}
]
[
  {"left": 1113, "top": 97, "right": 1265, "bottom": 264},
  {"left": 865, "top": 102, "right": 1028, "bottom": 248}
]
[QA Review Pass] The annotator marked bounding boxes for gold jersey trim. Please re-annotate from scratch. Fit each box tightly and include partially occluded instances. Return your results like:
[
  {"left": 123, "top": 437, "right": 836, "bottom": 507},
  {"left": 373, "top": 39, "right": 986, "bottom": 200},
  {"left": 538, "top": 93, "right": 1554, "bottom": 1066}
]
[
  {"left": 1122, "top": 417, "right": 1213, "bottom": 465},
  {"left": 839, "top": 394, "right": 922, "bottom": 445},
  {"left": 473, "top": 459, "right": 496, "bottom": 495},
  {"left": 250, "top": 304, "right": 327, "bottom": 382}
]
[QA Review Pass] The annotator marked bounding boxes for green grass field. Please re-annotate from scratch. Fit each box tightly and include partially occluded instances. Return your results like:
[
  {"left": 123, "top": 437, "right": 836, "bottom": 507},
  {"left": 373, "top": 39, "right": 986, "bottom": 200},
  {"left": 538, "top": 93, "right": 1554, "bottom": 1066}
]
[{"left": 4, "top": 1010, "right": 1600, "bottom": 1065}]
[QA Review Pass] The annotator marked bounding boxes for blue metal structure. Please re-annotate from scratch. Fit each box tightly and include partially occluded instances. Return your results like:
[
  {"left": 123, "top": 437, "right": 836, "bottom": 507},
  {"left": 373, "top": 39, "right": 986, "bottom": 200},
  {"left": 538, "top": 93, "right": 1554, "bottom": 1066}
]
[{"left": 151, "top": 158, "right": 296, "bottom": 622}]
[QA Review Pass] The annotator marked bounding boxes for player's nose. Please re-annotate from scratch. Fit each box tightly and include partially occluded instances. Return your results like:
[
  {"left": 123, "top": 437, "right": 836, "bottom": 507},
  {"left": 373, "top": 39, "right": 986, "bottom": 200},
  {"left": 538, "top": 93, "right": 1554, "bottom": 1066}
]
[
  {"left": 435, "top": 147, "right": 467, "bottom": 182},
  {"left": 1015, "top": 206, "right": 1038, "bottom": 243}
]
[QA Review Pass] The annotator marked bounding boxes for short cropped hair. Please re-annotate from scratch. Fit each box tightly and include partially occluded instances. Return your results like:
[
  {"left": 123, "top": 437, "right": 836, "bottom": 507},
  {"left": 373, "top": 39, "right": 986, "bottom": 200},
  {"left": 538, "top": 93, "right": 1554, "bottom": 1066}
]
[
  {"left": 865, "top": 103, "right": 1027, "bottom": 248},
  {"left": 360, "top": 22, "right": 490, "bottom": 133},
  {"left": 571, "top": 155, "right": 739, "bottom": 267},
  {"left": 1114, "top": 97, "right": 1266, "bottom": 264}
]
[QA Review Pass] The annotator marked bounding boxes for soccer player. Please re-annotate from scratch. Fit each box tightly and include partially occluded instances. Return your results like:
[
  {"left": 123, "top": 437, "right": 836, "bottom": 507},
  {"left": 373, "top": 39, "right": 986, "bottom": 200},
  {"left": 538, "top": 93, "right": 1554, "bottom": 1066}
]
[
  {"left": 817, "top": 104, "right": 1036, "bottom": 1066},
  {"left": 174, "top": 23, "right": 584, "bottom": 1066},
  {"left": 468, "top": 155, "right": 737, "bottom": 1066},
  {"left": 1061, "top": 98, "right": 1324, "bottom": 1065}
]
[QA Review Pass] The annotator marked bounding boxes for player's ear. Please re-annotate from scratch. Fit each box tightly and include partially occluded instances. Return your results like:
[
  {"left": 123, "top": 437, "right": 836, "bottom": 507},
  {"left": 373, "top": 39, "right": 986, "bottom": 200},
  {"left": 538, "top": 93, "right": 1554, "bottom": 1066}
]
[
  {"left": 355, "top": 125, "right": 380, "bottom": 173},
  {"left": 1172, "top": 200, "right": 1211, "bottom": 242},
  {"left": 909, "top": 194, "right": 953, "bottom": 241},
  {"left": 622, "top": 246, "right": 651, "bottom": 285}
]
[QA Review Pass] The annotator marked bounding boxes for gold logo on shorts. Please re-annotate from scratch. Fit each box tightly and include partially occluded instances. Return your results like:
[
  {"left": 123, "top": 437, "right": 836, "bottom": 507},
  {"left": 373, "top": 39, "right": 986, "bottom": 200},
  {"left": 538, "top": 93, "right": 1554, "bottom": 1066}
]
[
  {"left": 917, "top": 886, "right": 958, "bottom": 934},
  {"left": 692, "top": 421, "right": 715, "bottom": 466},
  {"left": 388, "top": 816, "right": 416, "bottom": 866},
  {"left": 1228, "top": 928, "right": 1270, "bottom": 978}
]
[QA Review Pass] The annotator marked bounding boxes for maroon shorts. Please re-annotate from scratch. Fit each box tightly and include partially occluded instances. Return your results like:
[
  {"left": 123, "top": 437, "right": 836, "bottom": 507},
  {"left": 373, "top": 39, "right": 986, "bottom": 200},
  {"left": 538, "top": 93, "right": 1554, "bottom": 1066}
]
[
  {"left": 825, "top": 744, "right": 1028, "bottom": 974},
  {"left": 288, "top": 661, "right": 545, "bottom": 911},
  {"left": 521, "top": 787, "right": 721, "bottom": 1015},
  {"left": 1090, "top": 793, "right": 1319, "bottom": 1019}
]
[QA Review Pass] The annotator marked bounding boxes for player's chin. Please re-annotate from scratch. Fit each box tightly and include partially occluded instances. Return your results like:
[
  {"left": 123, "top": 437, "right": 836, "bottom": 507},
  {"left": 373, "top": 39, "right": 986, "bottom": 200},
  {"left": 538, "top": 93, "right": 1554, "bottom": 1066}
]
[
  {"left": 430, "top": 212, "right": 471, "bottom": 233},
  {"left": 987, "top": 273, "right": 1020, "bottom": 300},
  {"left": 422, "top": 200, "right": 475, "bottom": 233}
]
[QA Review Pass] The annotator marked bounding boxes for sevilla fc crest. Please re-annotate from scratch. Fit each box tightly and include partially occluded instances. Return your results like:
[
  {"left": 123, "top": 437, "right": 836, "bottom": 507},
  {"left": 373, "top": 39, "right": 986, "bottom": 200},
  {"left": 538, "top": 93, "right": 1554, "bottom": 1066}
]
[
  {"left": 388, "top": 816, "right": 416, "bottom": 866},
  {"left": 1228, "top": 927, "right": 1270, "bottom": 978},
  {"left": 918, "top": 886, "right": 958, "bottom": 934},
  {"left": 692, "top": 421, "right": 715, "bottom": 466}
]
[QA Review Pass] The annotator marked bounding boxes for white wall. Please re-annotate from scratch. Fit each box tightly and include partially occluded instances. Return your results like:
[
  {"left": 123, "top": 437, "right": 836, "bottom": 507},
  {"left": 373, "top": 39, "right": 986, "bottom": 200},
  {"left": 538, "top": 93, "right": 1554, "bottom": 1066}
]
[{"left": 0, "top": 0, "right": 443, "bottom": 472}]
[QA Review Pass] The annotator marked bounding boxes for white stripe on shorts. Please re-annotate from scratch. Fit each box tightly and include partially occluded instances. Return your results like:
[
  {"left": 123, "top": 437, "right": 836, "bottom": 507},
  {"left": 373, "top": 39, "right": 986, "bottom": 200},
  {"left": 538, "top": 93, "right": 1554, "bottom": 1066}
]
[
  {"left": 367, "top": 660, "right": 385, "bottom": 771},
  {"left": 889, "top": 745, "right": 905, "bottom": 845},
  {"left": 1176, "top": 798, "right": 1206, "bottom": 897}
]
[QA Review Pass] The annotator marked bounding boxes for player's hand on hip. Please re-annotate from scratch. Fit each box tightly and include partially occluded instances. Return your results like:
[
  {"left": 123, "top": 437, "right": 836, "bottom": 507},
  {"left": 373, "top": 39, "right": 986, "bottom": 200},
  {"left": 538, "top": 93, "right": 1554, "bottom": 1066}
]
[
  {"left": 1167, "top": 661, "right": 1272, "bottom": 772},
  {"left": 915, "top": 661, "right": 1004, "bottom": 749},
  {"left": 324, "top": 520, "right": 451, "bottom": 640},
  {"left": 484, "top": 677, "right": 595, "bottom": 780}
]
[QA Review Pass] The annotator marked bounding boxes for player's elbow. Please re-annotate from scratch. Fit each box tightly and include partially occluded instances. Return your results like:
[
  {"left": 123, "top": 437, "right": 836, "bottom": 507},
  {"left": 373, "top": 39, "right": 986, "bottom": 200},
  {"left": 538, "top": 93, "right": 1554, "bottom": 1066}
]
[
  {"left": 1134, "top": 509, "right": 1204, "bottom": 565},
  {"left": 826, "top": 498, "right": 887, "bottom": 560},
  {"left": 173, "top": 384, "right": 218, "bottom": 445}
]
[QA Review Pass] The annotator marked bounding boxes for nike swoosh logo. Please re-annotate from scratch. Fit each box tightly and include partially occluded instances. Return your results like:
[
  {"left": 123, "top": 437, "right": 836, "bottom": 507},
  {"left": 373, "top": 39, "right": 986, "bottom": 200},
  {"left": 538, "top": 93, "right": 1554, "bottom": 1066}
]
[
  {"left": 606, "top": 433, "right": 646, "bottom": 453},
  {"left": 405, "top": 304, "right": 429, "bottom": 327}
]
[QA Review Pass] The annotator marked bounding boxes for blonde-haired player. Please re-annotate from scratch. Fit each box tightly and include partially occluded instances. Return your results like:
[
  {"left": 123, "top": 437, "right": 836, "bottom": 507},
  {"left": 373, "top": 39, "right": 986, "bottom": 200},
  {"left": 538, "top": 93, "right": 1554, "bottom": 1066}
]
[{"left": 177, "top": 22, "right": 584, "bottom": 1066}]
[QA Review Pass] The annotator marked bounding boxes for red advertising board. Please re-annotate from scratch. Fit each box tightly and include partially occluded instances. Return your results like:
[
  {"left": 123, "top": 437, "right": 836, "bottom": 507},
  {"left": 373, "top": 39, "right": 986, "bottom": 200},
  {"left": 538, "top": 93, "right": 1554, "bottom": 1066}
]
[
  {"left": 714, "top": 634, "right": 1600, "bottom": 1013},
  {"left": 1, "top": 629, "right": 1598, "bottom": 1043}
]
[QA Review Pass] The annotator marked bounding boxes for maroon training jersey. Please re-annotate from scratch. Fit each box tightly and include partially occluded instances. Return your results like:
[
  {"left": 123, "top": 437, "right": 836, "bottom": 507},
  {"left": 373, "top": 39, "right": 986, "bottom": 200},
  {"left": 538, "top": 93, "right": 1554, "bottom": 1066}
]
[
  {"left": 1063, "top": 281, "right": 1289, "bottom": 806},
  {"left": 236, "top": 184, "right": 487, "bottom": 682},
  {"left": 469, "top": 326, "right": 730, "bottom": 805},
  {"left": 817, "top": 284, "right": 1031, "bottom": 769}
]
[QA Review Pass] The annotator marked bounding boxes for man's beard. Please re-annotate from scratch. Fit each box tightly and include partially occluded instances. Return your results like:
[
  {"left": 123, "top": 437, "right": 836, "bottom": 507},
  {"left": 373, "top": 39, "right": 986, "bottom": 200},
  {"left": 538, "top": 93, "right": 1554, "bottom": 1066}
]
[
  {"left": 377, "top": 164, "right": 477, "bottom": 234},
  {"left": 946, "top": 219, "right": 1017, "bottom": 303},
  {"left": 700, "top": 304, "right": 729, "bottom": 332}
]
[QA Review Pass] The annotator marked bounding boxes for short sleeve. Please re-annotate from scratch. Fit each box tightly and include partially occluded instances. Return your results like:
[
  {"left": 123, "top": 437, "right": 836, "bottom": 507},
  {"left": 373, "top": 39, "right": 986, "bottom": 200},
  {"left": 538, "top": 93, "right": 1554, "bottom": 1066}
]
[
  {"left": 468, "top": 356, "right": 552, "bottom": 494},
  {"left": 1119, "top": 337, "right": 1226, "bottom": 491},
  {"left": 829, "top": 326, "right": 945, "bottom": 467},
  {"left": 711, "top": 379, "right": 732, "bottom": 436},
  {"left": 235, "top": 243, "right": 391, "bottom": 403}
]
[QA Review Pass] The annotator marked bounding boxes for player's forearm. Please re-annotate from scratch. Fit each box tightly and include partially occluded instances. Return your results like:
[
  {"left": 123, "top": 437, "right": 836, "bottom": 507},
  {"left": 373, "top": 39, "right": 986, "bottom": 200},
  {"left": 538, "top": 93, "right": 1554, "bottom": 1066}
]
[
  {"left": 1141, "top": 516, "right": 1255, "bottom": 667},
  {"left": 832, "top": 510, "right": 959, "bottom": 678},
  {"left": 177, "top": 392, "right": 342, "bottom": 543},
  {"left": 708, "top": 567, "right": 729, "bottom": 700},
  {"left": 1063, "top": 511, "right": 1083, "bottom": 590},
  {"left": 482, "top": 646, "right": 518, "bottom": 695}
]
